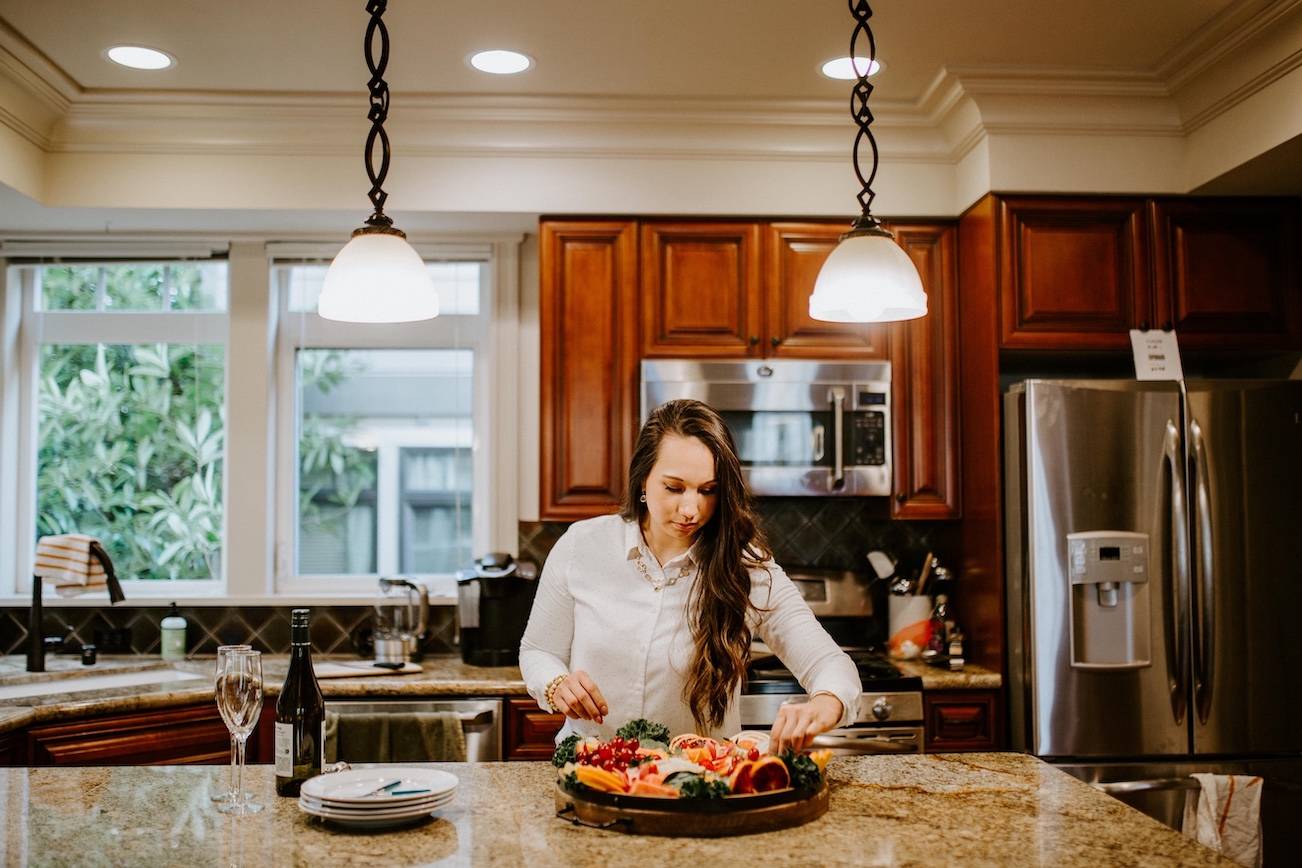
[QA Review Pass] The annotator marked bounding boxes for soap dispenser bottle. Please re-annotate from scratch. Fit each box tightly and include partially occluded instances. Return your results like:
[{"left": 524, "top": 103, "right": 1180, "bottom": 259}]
[{"left": 160, "top": 603, "right": 187, "bottom": 661}]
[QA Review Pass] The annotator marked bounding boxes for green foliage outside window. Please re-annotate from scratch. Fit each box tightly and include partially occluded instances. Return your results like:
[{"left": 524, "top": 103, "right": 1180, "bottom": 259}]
[{"left": 34, "top": 265, "right": 374, "bottom": 582}]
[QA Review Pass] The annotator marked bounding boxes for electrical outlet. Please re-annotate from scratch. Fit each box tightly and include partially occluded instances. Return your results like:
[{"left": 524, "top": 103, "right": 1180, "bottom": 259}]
[{"left": 93, "top": 627, "right": 132, "bottom": 653}]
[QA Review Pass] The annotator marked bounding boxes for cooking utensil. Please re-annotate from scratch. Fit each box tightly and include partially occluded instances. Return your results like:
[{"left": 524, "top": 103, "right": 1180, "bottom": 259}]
[{"left": 914, "top": 552, "right": 935, "bottom": 596}]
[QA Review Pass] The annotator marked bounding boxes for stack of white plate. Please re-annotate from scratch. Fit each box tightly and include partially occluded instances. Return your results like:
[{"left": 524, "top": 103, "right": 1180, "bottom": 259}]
[{"left": 298, "top": 768, "right": 459, "bottom": 830}]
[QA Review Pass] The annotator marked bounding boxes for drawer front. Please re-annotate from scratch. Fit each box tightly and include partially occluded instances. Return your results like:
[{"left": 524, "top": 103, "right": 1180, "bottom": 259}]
[
  {"left": 26, "top": 704, "right": 232, "bottom": 766},
  {"left": 504, "top": 698, "right": 565, "bottom": 761},
  {"left": 924, "top": 691, "right": 1001, "bottom": 752}
]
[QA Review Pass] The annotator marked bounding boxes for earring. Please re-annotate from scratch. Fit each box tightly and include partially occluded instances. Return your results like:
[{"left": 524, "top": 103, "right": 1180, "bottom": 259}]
[{"left": 639, "top": 492, "right": 647, "bottom": 503}]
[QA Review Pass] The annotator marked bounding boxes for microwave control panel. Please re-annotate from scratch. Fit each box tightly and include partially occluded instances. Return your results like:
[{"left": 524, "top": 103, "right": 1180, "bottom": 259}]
[{"left": 850, "top": 410, "right": 887, "bottom": 465}]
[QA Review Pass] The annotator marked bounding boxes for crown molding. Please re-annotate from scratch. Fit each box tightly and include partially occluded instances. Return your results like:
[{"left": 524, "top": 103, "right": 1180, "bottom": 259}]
[
  {"left": 1181, "top": 42, "right": 1302, "bottom": 133},
  {"left": 0, "top": 15, "right": 77, "bottom": 111},
  {"left": 1155, "top": 0, "right": 1302, "bottom": 90}
]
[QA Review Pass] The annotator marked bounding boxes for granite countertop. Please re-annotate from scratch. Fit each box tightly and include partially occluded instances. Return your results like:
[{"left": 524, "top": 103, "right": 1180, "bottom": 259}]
[
  {"left": 894, "top": 658, "right": 1002, "bottom": 689},
  {"left": 0, "top": 655, "right": 527, "bottom": 735},
  {"left": 0, "top": 753, "right": 1227, "bottom": 867},
  {"left": 0, "top": 651, "right": 998, "bottom": 736}
]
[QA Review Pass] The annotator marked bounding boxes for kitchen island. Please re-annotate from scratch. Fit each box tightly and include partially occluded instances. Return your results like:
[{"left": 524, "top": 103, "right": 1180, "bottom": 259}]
[{"left": 1, "top": 753, "right": 1227, "bottom": 866}]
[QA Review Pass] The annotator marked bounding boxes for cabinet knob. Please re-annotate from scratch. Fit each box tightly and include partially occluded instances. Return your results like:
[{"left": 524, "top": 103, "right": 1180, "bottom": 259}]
[
  {"left": 895, "top": 493, "right": 906, "bottom": 504},
  {"left": 1139, "top": 321, "right": 1150, "bottom": 331},
  {"left": 1162, "top": 321, "right": 1173, "bottom": 331},
  {"left": 749, "top": 335, "right": 759, "bottom": 346},
  {"left": 770, "top": 336, "right": 780, "bottom": 348}
]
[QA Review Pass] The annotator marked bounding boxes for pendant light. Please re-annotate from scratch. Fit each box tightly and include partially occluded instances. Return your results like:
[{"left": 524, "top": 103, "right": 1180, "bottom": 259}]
[
  {"left": 319, "top": 0, "right": 438, "bottom": 323},
  {"left": 810, "top": 0, "right": 926, "bottom": 323}
]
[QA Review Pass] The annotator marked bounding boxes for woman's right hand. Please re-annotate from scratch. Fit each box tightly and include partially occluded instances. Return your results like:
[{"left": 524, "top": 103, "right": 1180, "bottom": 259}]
[{"left": 552, "top": 670, "right": 608, "bottom": 724}]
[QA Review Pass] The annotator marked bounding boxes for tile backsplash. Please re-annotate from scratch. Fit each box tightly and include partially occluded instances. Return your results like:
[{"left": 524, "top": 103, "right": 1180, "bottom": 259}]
[
  {"left": 5, "top": 498, "right": 954, "bottom": 657},
  {"left": 2, "top": 605, "right": 458, "bottom": 658}
]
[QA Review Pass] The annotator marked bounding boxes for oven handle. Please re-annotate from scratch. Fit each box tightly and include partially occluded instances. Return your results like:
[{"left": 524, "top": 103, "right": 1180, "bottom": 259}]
[
  {"left": 829, "top": 387, "right": 846, "bottom": 490},
  {"left": 808, "top": 729, "right": 921, "bottom": 754}
]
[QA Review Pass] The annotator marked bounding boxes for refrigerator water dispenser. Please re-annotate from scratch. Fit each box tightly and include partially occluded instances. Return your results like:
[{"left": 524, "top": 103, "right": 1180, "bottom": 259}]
[{"left": 1066, "top": 531, "right": 1151, "bottom": 669}]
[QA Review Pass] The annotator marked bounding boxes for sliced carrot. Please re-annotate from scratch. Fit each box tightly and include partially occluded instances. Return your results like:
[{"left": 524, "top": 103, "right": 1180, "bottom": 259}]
[
  {"left": 575, "top": 765, "right": 629, "bottom": 793},
  {"left": 808, "top": 749, "right": 833, "bottom": 776}
]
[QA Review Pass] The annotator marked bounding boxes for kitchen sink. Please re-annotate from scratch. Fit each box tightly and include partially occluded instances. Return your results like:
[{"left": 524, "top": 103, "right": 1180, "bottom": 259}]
[{"left": 0, "top": 668, "right": 205, "bottom": 701}]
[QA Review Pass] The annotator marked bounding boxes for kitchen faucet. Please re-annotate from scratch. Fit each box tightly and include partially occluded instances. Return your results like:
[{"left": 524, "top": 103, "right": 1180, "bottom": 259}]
[{"left": 28, "top": 542, "right": 125, "bottom": 672}]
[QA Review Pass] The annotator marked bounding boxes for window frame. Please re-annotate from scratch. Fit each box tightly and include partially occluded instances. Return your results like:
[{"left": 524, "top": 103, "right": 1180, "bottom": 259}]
[
  {"left": 9, "top": 258, "right": 231, "bottom": 598},
  {"left": 271, "top": 241, "right": 518, "bottom": 600}
]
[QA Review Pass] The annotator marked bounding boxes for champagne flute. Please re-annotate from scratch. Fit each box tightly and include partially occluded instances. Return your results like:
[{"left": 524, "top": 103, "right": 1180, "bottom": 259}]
[
  {"left": 215, "top": 648, "right": 264, "bottom": 815},
  {"left": 212, "top": 645, "right": 252, "bottom": 804}
]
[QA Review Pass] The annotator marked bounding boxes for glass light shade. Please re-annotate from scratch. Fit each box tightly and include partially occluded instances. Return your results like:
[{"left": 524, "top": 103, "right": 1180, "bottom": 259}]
[
  {"left": 809, "top": 233, "right": 927, "bottom": 322},
  {"left": 318, "top": 232, "right": 439, "bottom": 323}
]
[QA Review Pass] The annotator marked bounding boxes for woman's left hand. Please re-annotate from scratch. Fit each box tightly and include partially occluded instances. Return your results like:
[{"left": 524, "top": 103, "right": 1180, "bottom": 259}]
[{"left": 769, "top": 693, "right": 843, "bottom": 755}]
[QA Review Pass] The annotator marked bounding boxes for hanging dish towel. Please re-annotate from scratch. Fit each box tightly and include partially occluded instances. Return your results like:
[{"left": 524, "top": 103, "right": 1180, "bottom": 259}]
[
  {"left": 34, "top": 534, "right": 123, "bottom": 601},
  {"left": 1181, "top": 773, "right": 1263, "bottom": 868}
]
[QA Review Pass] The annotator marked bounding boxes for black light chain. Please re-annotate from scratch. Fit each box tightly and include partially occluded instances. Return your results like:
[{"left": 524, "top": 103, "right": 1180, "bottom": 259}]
[
  {"left": 361, "top": 0, "right": 396, "bottom": 233},
  {"left": 846, "top": 0, "right": 886, "bottom": 236}
]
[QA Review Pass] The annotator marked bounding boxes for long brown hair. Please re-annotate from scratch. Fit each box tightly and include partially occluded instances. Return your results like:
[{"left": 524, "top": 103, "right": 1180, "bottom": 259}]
[{"left": 619, "top": 399, "right": 770, "bottom": 732}]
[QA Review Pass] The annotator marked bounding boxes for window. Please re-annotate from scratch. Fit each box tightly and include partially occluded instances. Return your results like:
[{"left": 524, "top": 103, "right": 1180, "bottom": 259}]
[
  {"left": 274, "top": 259, "right": 488, "bottom": 596},
  {"left": 12, "top": 261, "right": 228, "bottom": 590}
]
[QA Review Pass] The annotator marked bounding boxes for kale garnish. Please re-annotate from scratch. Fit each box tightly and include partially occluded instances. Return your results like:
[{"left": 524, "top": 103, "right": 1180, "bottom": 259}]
[
  {"left": 551, "top": 733, "right": 581, "bottom": 768},
  {"left": 615, "top": 718, "right": 671, "bottom": 745},
  {"left": 780, "top": 749, "right": 822, "bottom": 791},
  {"left": 669, "top": 773, "right": 731, "bottom": 800},
  {"left": 562, "top": 769, "right": 583, "bottom": 791}
]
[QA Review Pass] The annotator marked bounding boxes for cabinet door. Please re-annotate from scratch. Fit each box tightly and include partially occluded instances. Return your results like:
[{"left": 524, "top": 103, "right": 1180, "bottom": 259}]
[
  {"left": 540, "top": 221, "right": 639, "bottom": 520},
  {"left": 641, "top": 222, "right": 762, "bottom": 357},
  {"left": 763, "top": 222, "right": 890, "bottom": 358},
  {"left": 25, "top": 705, "right": 232, "bottom": 766},
  {"left": 504, "top": 698, "right": 565, "bottom": 761},
  {"left": 890, "top": 224, "right": 961, "bottom": 519},
  {"left": 924, "top": 690, "right": 1001, "bottom": 752},
  {"left": 998, "top": 197, "right": 1150, "bottom": 349},
  {"left": 1150, "top": 198, "right": 1301, "bottom": 349}
]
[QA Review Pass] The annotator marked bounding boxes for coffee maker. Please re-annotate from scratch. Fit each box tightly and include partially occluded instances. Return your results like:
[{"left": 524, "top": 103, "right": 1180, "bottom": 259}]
[{"left": 456, "top": 553, "right": 538, "bottom": 666}]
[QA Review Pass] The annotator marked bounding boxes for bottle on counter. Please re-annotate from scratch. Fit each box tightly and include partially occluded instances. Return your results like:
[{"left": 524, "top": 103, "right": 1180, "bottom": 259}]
[
  {"left": 275, "top": 608, "right": 325, "bottom": 797},
  {"left": 160, "top": 603, "right": 187, "bottom": 661},
  {"left": 926, "top": 594, "right": 950, "bottom": 656}
]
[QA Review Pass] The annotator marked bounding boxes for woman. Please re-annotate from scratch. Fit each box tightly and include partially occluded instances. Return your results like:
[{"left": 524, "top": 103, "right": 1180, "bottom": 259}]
[{"left": 519, "top": 399, "right": 860, "bottom": 754}]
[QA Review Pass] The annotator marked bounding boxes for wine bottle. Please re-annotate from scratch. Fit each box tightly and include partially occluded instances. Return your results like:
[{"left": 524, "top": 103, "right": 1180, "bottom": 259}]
[{"left": 275, "top": 608, "right": 325, "bottom": 797}]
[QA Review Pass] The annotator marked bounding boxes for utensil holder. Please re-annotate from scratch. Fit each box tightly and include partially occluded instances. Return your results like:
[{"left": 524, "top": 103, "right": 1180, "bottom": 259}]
[{"left": 888, "top": 595, "right": 932, "bottom": 659}]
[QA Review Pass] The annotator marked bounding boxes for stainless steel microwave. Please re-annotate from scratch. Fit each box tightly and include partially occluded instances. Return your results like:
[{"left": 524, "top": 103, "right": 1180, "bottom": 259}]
[{"left": 640, "top": 360, "right": 891, "bottom": 496}]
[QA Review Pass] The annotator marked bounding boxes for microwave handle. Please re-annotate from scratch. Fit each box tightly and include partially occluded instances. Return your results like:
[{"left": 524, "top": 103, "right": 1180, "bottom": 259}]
[{"left": 829, "top": 387, "right": 846, "bottom": 490}]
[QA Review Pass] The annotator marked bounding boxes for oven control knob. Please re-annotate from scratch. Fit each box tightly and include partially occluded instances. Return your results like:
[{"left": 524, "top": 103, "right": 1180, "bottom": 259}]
[{"left": 871, "top": 697, "right": 892, "bottom": 721}]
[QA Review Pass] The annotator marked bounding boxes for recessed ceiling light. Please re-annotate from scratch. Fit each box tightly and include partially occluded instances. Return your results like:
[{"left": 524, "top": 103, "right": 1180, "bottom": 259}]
[
  {"left": 469, "top": 50, "right": 532, "bottom": 75},
  {"left": 106, "top": 45, "right": 174, "bottom": 70},
  {"left": 820, "top": 56, "right": 882, "bottom": 80}
]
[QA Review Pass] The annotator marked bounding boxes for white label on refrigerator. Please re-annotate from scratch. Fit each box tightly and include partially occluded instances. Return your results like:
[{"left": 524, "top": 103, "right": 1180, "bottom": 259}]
[{"left": 1129, "top": 329, "right": 1184, "bottom": 381}]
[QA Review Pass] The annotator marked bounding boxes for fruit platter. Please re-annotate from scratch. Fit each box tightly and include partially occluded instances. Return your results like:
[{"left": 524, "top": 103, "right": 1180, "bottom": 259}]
[{"left": 553, "top": 719, "right": 832, "bottom": 836}]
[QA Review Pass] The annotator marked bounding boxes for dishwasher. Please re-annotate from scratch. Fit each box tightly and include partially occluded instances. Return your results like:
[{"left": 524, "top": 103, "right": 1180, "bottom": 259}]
[{"left": 324, "top": 698, "right": 502, "bottom": 762}]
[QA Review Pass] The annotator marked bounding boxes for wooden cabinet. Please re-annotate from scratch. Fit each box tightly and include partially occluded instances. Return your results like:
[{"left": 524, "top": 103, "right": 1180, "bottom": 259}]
[
  {"left": 504, "top": 697, "right": 564, "bottom": 761},
  {"left": 25, "top": 705, "right": 235, "bottom": 766},
  {"left": 1150, "top": 197, "right": 1301, "bottom": 349},
  {"left": 0, "top": 728, "right": 24, "bottom": 766},
  {"left": 540, "top": 217, "right": 960, "bottom": 521},
  {"left": 539, "top": 221, "right": 640, "bottom": 521},
  {"left": 890, "top": 224, "right": 961, "bottom": 519},
  {"left": 763, "top": 223, "right": 890, "bottom": 359},
  {"left": 996, "top": 195, "right": 1302, "bottom": 351},
  {"left": 641, "top": 222, "right": 762, "bottom": 357},
  {"left": 998, "top": 197, "right": 1150, "bottom": 350},
  {"left": 924, "top": 689, "right": 1001, "bottom": 752}
]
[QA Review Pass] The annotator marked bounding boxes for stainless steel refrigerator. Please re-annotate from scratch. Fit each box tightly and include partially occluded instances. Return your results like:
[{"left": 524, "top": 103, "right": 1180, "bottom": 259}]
[{"left": 1005, "top": 379, "right": 1302, "bottom": 866}]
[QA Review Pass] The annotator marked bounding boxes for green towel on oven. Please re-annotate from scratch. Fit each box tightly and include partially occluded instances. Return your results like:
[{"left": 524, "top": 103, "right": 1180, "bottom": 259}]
[{"left": 323, "top": 711, "right": 467, "bottom": 764}]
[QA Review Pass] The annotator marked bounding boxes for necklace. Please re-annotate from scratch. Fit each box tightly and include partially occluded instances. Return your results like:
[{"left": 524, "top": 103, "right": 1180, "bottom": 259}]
[{"left": 634, "top": 551, "right": 692, "bottom": 592}]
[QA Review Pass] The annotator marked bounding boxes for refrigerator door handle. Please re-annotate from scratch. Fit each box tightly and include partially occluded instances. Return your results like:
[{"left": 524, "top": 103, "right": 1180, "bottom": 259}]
[
  {"left": 1190, "top": 418, "right": 1215, "bottom": 724},
  {"left": 1163, "top": 419, "right": 1190, "bottom": 725},
  {"left": 1094, "top": 777, "right": 1201, "bottom": 795}
]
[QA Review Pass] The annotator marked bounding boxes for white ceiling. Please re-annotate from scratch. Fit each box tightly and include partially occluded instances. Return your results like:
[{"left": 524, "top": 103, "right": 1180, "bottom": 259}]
[{"left": 0, "top": 0, "right": 1237, "bottom": 102}]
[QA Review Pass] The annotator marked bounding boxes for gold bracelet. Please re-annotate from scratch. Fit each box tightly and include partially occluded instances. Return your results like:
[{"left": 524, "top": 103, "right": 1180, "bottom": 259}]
[{"left": 544, "top": 674, "right": 567, "bottom": 713}]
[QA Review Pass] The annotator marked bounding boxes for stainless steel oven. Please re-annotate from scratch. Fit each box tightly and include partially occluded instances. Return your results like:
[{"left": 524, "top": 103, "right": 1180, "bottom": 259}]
[
  {"left": 324, "top": 698, "right": 502, "bottom": 762},
  {"left": 739, "top": 693, "right": 924, "bottom": 756},
  {"left": 641, "top": 360, "right": 892, "bottom": 496}
]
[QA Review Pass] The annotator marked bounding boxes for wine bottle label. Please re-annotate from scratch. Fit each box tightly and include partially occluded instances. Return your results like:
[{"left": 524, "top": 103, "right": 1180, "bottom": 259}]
[{"left": 274, "top": 722, "right": 292, "bottom": 777}]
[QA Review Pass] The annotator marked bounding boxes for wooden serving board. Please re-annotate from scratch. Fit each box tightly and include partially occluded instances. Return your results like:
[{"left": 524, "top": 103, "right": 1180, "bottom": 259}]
[
  {"left": 554, "top": 782, "right": 829, "bottom": 837},
  {"left": 314, "top": 662, "right": 423, "bottom": 679}
]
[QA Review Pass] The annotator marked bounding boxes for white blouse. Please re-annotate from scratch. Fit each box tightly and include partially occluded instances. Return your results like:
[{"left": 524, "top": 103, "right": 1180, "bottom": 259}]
[{"left": 518, "top": 514, "right": 862, "bottom": 742}]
